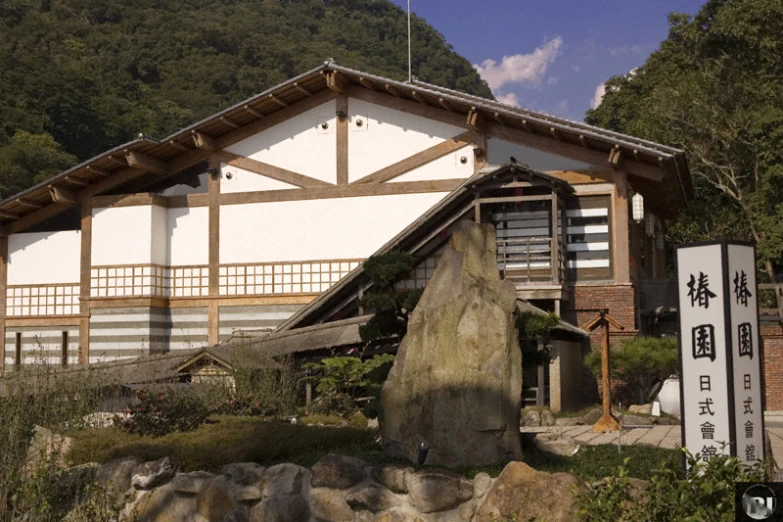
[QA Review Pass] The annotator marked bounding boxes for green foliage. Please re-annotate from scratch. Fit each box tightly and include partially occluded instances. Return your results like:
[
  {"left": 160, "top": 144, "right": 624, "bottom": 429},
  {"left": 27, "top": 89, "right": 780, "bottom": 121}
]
[
  {"left": 0, "top": 131, "right": 77, "bottom": 200},
  {"left": 222, "top": 350, "right": 298, "bottom": 418},
  {"left": 359, "top": 251, "right": 423, "bottom": 343},
  {"left": 517, "top": 311, "right": 561, "bottom": 366},
  {"left": 117, "top": 389, "right": 209, "bottom": 437},
  {"left": 0, "top": 0, "right": 491, "bottom": 198},
  {"left": 586, "top": 0, "right": 783, "bottom": 279},
  {"left": 577, "top": 449, "right": 764, "bottom": 521},
  {"left": 585, "top": 336, "right": 678, "bottom": 403}
]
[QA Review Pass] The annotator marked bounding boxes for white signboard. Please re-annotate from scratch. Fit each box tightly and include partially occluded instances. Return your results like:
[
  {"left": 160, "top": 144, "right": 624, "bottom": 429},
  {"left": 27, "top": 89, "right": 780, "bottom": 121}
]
[
  {"left": 727, "top": 244, "right": 765, "bottom": 465},
  {"left": 676, "top": 241, "right": 765, "bottom": 467}
]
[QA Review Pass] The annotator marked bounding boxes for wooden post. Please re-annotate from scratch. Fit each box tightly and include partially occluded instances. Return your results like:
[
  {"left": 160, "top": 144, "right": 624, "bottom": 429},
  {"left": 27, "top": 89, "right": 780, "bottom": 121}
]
[
  {"left": 208, "top": 155, "right": 221, "bottom": 345},
  {"left": 305, "top": 382, "right": 312, "bottom": 406},
  {"left": 551, "top": 195, "right": 559, "bottom": 283},
  {"left": 336, "top": 95, "right": 349, "bottom": 186},
  {"left": 536, "top": 339, "right": 546, "bottom": 407},
  {"left": 583, "top": 310, "right": 625, "bottom": 431},
  {"left": 79, "top": 199, "right": 92, "bottom": 365},
  {"left": 612, "top": 172, "right": 630, "bottom": 283},
  {"left": 0, "top": 236, "right": 6, "bottom": 373}
]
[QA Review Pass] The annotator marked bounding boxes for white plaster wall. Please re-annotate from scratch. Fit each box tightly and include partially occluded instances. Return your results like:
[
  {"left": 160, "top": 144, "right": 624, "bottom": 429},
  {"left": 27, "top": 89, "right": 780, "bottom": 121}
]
[
  {"left": 219, "top": 163, "right": 299, "bottom": 194},
  {"left": 220, "top": 192, "right": 450, "bottom": 263},
  {"left": 150, "top": 205, "right": 168, "bottom": 266},
  {"left": 390, "top": 145, "right": 475, "bottom": 183},
  {"left": 167, "top": 207, "right": 209, "bottom": 266},
  {"left": 225, "top": 99, "right": 337, "bottom": 185},
  {"left": 348, "top": 98, "right": 466, "bottom": 182},
  {"left": 7, "top": 231, "right": 81, "bottom": 285},
  {"left": 92, "top": 206, "right": 153, "bottom": 265}
]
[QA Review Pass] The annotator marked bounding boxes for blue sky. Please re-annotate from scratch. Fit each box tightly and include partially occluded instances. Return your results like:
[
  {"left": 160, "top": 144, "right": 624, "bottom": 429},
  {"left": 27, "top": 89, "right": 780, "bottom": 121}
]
[{"left": 389, "top": 0, "right": 706, "bottom": 122}]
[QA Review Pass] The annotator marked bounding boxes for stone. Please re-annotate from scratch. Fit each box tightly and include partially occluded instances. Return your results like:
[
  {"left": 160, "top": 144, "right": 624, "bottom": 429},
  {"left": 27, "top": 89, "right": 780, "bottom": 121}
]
[
  {"left": 580, "top": 408, "right": 603, "bottom": 426},
  {"left": 196, "top": 476, "right": 240, "bottom": 522},
  {"left": 222, "top": 463, "right": 266, "bottom": 486},
  {"left": 473, "top": 473, "right": 492, "bottom": 498},
  {"left": 541, "top": 409, "right": 555, "bottom": 427},
  {"left": 371, "top": 464, "right": 412, "bottom": 494},
  {"left": 311, "top": 453, "right": 367, "bottom": 490},
  {"left": 534, "top": 433, "right": 580, "bottom": 457},
  {"left": 628, "top": 404, "right": 652, "bottom": 415},
  {"left": 475, "top": 461, "right": 585, "bottom": 522},
  {"left": 555, "top": 417, "right": 580, "bottom": 427},
  {"left": 380, "top": 222, "right": 523, "bottom": 467},
  {"left": 97, "top": 456, "right": 142, "bottom": 502},
  {"left": 131, "top": 483, "right": 197, "bottom": 522},
  {"left": 261, "top": 463, "right": 307, "bottom": 498},
  {"left": 132, "top": 457, "right": 176, "bottom": 490},
  {"left": 173, "top": 471, "right": 216, "bottom": 494},
  {"left": 235, "top": 486, "right": 263, "bottom": 502},
  {"left": 249, "top": 495, "right": 308, "bottom": 522},
  {"left": 373, "top": 512, "right": 424, "bottom": 522},
  {"left": 345, "top": 484, "right": 401, "bottom": 512},
  {"left": 406, "top": 468, "right": 474, "bottom": 513},
  {"left": 621, "top": 414, "right": 652, "bottom": 426},
  {"left": 522, "top": 410, "right": 541, "bottom": 427},
  {"left": 309, "top": 487, "right": 353, "bottom": 522},
  {"left": 23, "top": 425, "right": 74, "bottom": 479}
]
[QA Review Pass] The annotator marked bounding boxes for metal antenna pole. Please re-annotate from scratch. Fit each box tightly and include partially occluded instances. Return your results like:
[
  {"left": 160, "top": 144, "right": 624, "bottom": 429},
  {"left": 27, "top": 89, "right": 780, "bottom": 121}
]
[{"left": 407, "top": 0, "right": 412, "bottom": 81}]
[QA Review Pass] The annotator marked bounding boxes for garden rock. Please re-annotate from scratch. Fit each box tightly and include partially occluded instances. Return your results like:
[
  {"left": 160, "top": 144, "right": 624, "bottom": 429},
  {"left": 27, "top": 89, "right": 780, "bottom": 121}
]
[
  {"left": 345, "top": 483, "right": 401, "bottom": 512},
  {"left": 249, "top": 495, "right": 308, "bottom": 522},
  {"left": 23, "top": 425, "right": 74, "bottom": 479},
  {"left": 373, "top": 512, "right": 424, "bottom": 522},
  {"left": 311, "top": 453, "right": 367, "bottom": 489},
  {"left": 172, "top": 471, "right": 215, "bottom": 494},
  {"left": 580, "top": 408, "right": 603, "bottom": 426},
  {"left": 309, "top": 487, "right": 353, "bottom": 522},
  {"left": 131, "top": 483, "right": 196, "bottom": 522},
  {"left": 475, "top": 461, "right": 584, "bottom": 522},
  {"left": 628, "top": 404, "right": 652, "bottom": 415},
  {"left": 555, "top": 417, "right": 580, "bottom": 427},
  {"left": 261, "top": 463, "right": 307, "bottom": 498},
  {"left": 541, "top": 409, "right": 555, "bottom": 426},
  {"left": 522, "top": 410, "right": 541, "bottom": 427},
  {"left": 406, "top": 468, "right": 474, "bottom": 513},
  {"left": 97, "top": 456, "right": 142, "bottom": 502},
  {"left": 222, "top": 463, "right": 266, "bottom": 486},
  {"left": 380, "top": 221, "right": 523, "bottom": 467},
  {"left": 371, "top": 464, "right": 412, "bottom": 494},
  {"left": 197, "top": 476, "right": 242, "bottom": 522},
  {"left": 132, "top": 457, "right": 176, "bottom": 490},
  {"left": 534, "top": 433, "right": 580, "bottom": 457},
  {"left": 621, "top": 414, "right": 652, "bottom": 426},
  {"left": 473, "top": 473, "right": 492, "bottom": 498}
]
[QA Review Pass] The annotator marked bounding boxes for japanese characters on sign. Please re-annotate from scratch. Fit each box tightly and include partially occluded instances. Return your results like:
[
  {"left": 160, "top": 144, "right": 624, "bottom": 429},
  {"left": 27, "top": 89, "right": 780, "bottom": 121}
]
[
  {"left": 676, "top": 244, "right": 731, "bottom": 463},
  {"left": 727, "top": 244, "right": 765, "bottom": 466},
  {"left": 676, "top": 241, "right": 766, "bottom": 468}
]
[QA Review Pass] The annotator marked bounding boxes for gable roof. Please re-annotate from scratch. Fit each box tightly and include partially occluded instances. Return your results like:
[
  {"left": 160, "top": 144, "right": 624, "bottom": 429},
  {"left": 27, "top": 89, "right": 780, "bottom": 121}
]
[{"left": 0, "top": 60, "right": 692, "bottom": 235}]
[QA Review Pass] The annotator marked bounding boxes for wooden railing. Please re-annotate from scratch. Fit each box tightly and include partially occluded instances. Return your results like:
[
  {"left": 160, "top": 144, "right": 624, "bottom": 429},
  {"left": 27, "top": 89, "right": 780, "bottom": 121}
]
[
  {"left": 497, "top": 237, "right": 565, "bottom": 284},
  {"left": 759, "top": 283, "right": 783, "bottom": 320}
]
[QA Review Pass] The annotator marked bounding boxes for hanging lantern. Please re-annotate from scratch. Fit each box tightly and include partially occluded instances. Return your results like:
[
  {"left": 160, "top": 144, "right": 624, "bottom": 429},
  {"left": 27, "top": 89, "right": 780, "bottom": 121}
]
[{"left": 632, "top": 192, "right": 644, "bottom": 223}]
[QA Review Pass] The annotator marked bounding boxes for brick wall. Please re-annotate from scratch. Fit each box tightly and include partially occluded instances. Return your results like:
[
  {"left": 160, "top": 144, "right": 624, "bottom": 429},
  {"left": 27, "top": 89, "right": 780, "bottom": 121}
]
[
  {"left": 562, "top": 283, "right": 639, "bottom": 406},
  {"left": 762, "top": 323, "right": 783, "bottom": 411}
]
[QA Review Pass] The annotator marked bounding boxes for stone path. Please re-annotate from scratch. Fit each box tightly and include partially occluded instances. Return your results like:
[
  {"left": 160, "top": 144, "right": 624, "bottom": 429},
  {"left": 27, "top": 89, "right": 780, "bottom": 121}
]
[{"left": 522, "top": 425, "right": 783, "bottom": 460}]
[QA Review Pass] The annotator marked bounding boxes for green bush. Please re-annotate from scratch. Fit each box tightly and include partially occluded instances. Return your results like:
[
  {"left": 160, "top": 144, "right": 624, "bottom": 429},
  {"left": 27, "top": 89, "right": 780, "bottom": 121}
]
[
  {"left": 222, "top": 350, "right": 298, "bottom": 419},
  {"left": 577, "top": 449, "right": 764, "bottom": 521},
  {"left": 117, "top": 389, "right": 209, "bottom": 437},
  {"left": 585, "top": 336, "right": 678, "bottom": 404}
]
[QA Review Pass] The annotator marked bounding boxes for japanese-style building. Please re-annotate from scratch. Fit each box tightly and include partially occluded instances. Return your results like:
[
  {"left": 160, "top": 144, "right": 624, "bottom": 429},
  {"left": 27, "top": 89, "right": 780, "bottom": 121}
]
[{"left": 4, "top": 61, "right": 777, "bottom": 410}]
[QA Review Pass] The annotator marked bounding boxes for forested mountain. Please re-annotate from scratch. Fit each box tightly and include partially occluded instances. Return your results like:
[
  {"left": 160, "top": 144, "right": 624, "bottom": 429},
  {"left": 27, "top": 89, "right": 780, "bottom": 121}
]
[
  {"left": 0, "top": 0, "right": 492, "bottom": 199},
  {"left": 586, "top": 0, "right": 783, "bottom": 281}
]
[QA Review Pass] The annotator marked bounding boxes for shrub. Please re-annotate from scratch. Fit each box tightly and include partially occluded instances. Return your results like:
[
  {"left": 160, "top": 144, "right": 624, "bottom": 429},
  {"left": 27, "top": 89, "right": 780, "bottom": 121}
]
[
  {"left": 304, "top": 354, "right": 394, "bottom": 416},
  {"left": 585, "top": 336, "right": 678, "bottom": 404},
  {"left": 117, "top": 389, "right": 209, "bottom": 437},
  {"left": 577, "top": 449, "right": 764, "bottom": 521},
  {"left": 222, "top": 349, "right": 298, "bottom": 418}
]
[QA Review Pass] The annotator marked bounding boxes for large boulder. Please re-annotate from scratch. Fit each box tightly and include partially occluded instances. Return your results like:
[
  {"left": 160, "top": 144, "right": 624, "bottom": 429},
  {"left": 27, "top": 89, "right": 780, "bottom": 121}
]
[
  {"left": 132, "top": 457, "right": 176, "bottom": 490},
  {"left": 96, "top": 456, "right": 142, "bottom": 504},
  {"left": 405, "top": 468, "right": 474, "bottom": 513},
  {"left": 23, "top": 425, "right": 74, "bottom": 479},
  {"left": 311, "top": 453, "right": 367, "bottom": 490},
  {"left": 380, "top": 221, "right": 523, "bottom": 467},
  {"left": 475, "top": 461, "right": 584, "bottom": 522}
]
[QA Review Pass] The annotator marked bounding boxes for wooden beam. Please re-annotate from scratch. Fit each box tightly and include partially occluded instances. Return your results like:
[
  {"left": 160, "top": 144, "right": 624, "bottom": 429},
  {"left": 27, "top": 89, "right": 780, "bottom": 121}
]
[
  {"left": 439, "top": 98, "right": 454, "bottom": 112},
  {"left": 220, "top": 116, "right": 241, "bottom": 129},
  {"left": 192, "top": 131, "right": 217, "bottom": 152},
  {"left": 352, "top": 130, "right": 477, "bottom": 184},
  {"left": 410, "top": 91, "right": 427, "bottom": 105},
  {"left": 609, "top": 147, "right": 623, "bottom": 169},
  {"left": 0, "top": 210, "right": 18, "bottom": 220},
  {"left": 125, "top": 151, "right": 168, "bottom": 175},
  {"left": 494, "top": 112, "right": 505, "bottom": 125},
  {"left": 336, "top": 95, "right": 349, "bottom": 186},
  {"left": 550, "top": 127, "right": 561, "bottom": 141},
  {"left": 79, "top": 198, "right": 92, "bottom": 364},
  {"left": 106, "top": 155, "right": 127, "bottom": 167},
  {"left": 268, "top": 94, "right": 288, "bottom": 108},
  {"left": 467, "top": 108, "right": 482, "bottom": 131},
  {"left": 612, "top": 171, "right": 630, "bottom": 284},
  {"left": 293, "top": 82, "right": 312, "bottom": 96},
  {"left": 208, "top": 155, "right": 220, "bottom": 346},
  {"left": 86, "top": 165, "right": 111, "bottom": 177},
  {"left": 168, "top": 140, "right": 191, "bottom": 152},
  {"left": 16, "top": 199, "right": 42, "bottom": 209},
  {"left": 217, "top": 151, "right": 332, "bottom": 188},
  {"left": 0, "top": 236, "right": 7, "bottom": 373},
  {"left": 485, "top": 122, "right": 664, "bottom": 182},
  {"left": 49, "top": 186, "right": 77, "bottom": 204},
  {"left": 579, "top": 135, "right": 589, "bottom": 148},
  {"left": 64, "top": 176, "right": 89, "bottom": 187},
  {"left": 385, "top": 84, "right": 400, "bottom": 97},
  {"left": 474, "top": 133, "right": 488, "bottom": 174},
  {"left": 325, "top": 71, "right": 349, "bottom": 94},
  {"left": 243, "top": 105, "right": 263, "bottom": 118},
  {"left": 520, "top": 119, "right": 533, "bottom": 132},
  {"left": 358, "top": 77, "right": 376, "bottom": 91}
]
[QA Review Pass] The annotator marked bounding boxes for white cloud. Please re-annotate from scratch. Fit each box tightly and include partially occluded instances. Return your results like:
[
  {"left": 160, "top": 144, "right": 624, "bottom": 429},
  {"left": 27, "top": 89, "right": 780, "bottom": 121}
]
[
  {"left": 547, "top": 76, "right": 559, "bottom": 85},
  {"left": 571, "top": 65, "right": 581, "bottom": 72},
  {"left": 495, "top": 92, "right": 520, "bottom": 107},
  {"left": 590, "top": 83, "right": 606, "bottom": 109},
  {"left": 553, "top": 99, "right": 569, "bottom": 116},
  {"left": 473, "top": 37, "right": 563, "bottom": 91}
]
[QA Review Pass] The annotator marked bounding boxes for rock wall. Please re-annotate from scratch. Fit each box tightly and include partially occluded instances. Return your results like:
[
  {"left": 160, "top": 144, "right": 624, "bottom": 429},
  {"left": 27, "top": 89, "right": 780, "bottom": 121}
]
[
  {"left": 91, "top": 454, "right": 582, "bottom": 522},
  {"left": 380, "top": 221, "right": 523, "bottom": 467}
]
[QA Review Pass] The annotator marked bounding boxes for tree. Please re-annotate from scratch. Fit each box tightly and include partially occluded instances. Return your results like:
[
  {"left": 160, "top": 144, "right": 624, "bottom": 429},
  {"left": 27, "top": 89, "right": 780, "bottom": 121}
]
[
  {"left": 0, "top": 132, "right": 76, "bottom": 200},
  {"left": 586, "top": 0, "right": 783, "bottom": 281}
]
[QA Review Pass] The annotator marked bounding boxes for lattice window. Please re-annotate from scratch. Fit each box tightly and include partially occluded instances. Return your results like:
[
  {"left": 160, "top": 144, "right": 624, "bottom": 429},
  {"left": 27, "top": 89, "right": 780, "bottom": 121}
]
[
  {"left": 218, "top": 260, "right": 361, "bottom": 296},
  {"left": 170, "top": 266, "right": 209, "bottom": 297},
  {"left": 397, "top": 256, "right": 439, "bottom": 290},
  {"left": 6, "top": 284, "right": 80, "bottom": 316},
  {"left": 566, "top": 208, "right": 610, "bottom": 269},
  {"left": 90, "top": 265, "right": 167, "bottom": 297}
]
